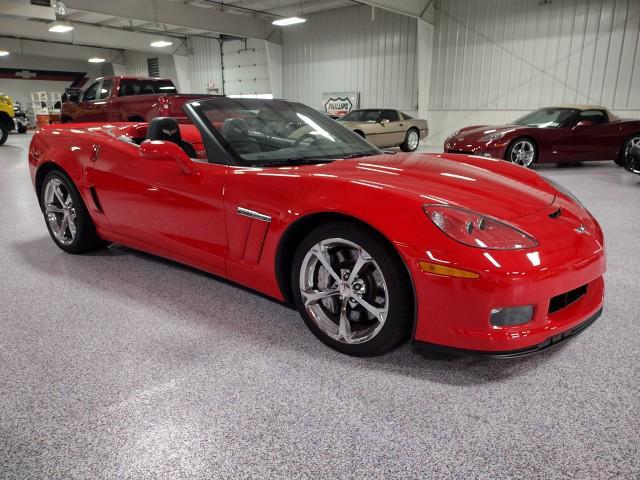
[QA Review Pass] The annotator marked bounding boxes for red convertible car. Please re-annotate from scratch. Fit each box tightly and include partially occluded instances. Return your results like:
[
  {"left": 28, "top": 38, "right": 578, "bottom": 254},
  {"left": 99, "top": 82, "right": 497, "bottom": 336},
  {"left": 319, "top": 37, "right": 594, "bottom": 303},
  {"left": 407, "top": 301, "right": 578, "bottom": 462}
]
[
  {"left": 444, "top": 105, "right": 640, "bottom": 168},
  {"left": 29, "top": 98, "right": 605, "bottom": 357}
]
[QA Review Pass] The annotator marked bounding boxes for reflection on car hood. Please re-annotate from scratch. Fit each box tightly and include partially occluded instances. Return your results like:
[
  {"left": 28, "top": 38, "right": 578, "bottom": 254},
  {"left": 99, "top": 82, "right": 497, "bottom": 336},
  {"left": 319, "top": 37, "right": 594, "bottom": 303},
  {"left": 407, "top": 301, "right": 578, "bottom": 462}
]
[
  {"left": 452, "top": 124, "right": 530, "bottom": 140},
  {"left": 306, "top": 152, "right": 556, "bottom": 220}
]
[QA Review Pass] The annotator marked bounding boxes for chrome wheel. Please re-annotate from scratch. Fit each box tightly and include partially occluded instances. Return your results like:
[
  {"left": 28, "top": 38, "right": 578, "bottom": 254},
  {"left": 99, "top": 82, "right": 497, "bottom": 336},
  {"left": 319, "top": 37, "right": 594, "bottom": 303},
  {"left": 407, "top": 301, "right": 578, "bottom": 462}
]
[
  {"left": 298, "top": 238, "right": 388, "bottom": 345},
  {"left": 509, "top": 140, "right": 536, "bottom": 167},
  {"left": 407, "top": 130, "right": 419, "bottom": 150},
  {"left": 624, "top": 136, "right": 640, "bottom": 158},
  {"left": 43, "top": 177, "right": 77, "bottom": 246}
]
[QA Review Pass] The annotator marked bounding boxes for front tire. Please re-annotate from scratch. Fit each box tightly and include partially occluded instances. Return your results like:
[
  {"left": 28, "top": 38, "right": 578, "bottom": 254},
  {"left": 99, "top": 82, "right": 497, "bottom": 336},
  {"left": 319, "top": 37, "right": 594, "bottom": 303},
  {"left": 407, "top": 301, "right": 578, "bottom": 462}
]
[
  {"left": 506, "top": 137, "right": 537, "bottom": 168},
  {"left": 40, "top": 170, "right": 108, "bottom": 254},
  {"left": 291, "top": 222, "right": 413, "bottom": 356},
  {"left": 617, "top": 135, "right": 640, "bottom": 166},
  {"left": 400, "top": 128, "right": 420, "bottom": 152},
  {"left": 0, "top": 123, "right": 8, "bottom": 146},
  {"left": 17, "top": 123, "right": 27, "bottom": 134}
]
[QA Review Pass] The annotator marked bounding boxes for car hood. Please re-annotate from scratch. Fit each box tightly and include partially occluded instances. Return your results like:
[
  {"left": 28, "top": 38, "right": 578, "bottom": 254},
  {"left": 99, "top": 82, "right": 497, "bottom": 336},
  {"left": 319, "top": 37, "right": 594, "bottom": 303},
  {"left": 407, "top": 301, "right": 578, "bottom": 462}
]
[
  {"left": 306, "top": 153, "right": 556, "bottom": 220},
  {"left": 452, "top": 124, "right": 530, "bottom": 140}
]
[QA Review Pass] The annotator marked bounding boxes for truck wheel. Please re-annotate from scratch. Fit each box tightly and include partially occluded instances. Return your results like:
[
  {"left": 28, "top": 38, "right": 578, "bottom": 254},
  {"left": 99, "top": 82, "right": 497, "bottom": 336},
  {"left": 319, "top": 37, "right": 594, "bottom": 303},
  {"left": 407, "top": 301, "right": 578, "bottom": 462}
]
[{"left": 17, "top": 123, "right": 27, "bottom": 134}]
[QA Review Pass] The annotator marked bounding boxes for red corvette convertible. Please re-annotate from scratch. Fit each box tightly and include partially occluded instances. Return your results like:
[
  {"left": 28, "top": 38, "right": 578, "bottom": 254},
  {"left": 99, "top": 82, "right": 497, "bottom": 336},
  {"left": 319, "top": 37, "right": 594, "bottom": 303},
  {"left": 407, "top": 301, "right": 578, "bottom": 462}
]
[
  {"left": 29, "top": 98, "right": 605, "bottom": 357},
  {"left": 444, "top": 105, "right": 640, "bottom": 168}
]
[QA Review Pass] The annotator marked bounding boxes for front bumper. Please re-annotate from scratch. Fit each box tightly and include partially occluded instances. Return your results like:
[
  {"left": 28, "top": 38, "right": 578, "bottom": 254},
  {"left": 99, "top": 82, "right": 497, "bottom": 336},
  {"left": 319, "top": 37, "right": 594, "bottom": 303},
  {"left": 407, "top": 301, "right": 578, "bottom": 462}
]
[
  {"left": 443, "top": 138, "right": 508, "bottom": 159},
  {"left": 401, "top": 203, "right": 606, "bottom": 354}
]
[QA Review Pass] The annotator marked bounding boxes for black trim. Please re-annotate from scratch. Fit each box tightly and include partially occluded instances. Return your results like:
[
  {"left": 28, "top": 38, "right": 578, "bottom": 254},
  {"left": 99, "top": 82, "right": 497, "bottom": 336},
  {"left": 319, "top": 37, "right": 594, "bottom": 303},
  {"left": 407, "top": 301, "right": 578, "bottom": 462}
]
[{"left": 413, "top": 307, "right": 602, "bottom": 359}]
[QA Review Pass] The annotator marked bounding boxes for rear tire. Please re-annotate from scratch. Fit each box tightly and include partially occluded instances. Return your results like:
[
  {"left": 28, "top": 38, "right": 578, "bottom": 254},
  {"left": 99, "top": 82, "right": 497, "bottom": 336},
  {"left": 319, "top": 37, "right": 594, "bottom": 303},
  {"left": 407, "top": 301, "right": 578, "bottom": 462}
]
[
  {"left": 400, "top": 128, "right": 420, "bottom": 152},
  {"left": 291, "top": 222, "right": 413, "bottom": 356},
  {"left": 39, "top": 170, "right": 109, "bottom": 254},
  {"left": 17, "top": 123, "right": 27, "bottom": 134},
  {"left": 617, "top": 135, "right": 640, "bottom": 166}
]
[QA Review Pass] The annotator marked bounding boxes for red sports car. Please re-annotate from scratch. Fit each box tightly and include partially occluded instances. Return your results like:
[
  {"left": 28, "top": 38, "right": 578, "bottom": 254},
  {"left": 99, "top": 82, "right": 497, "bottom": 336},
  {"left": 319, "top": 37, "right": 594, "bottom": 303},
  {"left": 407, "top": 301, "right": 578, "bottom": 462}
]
[
  {"left": 444, "top": 105, "right": 640, "bottom": 168},
  {"left": 29, "top": 98, "right": 605, "bottom": 357}
]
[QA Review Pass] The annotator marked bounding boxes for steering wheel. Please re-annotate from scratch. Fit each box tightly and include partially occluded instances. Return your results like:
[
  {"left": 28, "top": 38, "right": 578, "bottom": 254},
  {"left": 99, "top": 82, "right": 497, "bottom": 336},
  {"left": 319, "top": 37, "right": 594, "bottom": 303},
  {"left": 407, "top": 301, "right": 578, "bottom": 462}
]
[{"left": 293, "top": 133, "right": 318, "bottom": 147}]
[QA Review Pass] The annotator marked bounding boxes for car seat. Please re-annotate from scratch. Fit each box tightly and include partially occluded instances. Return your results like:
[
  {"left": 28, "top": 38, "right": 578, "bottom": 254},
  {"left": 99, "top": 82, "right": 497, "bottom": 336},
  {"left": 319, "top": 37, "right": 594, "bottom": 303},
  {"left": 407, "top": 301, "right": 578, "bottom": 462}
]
[
  {"left": 146, "top": 117, "right": 197, "bottom": 158},
  {"left": 221, "top": 118, "right": 261, "bottom": 154}
]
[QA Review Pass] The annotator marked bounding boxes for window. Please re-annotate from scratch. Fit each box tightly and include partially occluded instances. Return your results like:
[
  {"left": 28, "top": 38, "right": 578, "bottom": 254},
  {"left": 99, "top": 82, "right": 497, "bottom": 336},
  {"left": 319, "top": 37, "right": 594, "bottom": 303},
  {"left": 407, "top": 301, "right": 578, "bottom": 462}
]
[
  {"left": 381, "top": 110, "right": 399, "bottom": 122},
  {"left": 119, "top": 80, "right": 177, "bottom": 96},
  {"left": 82, "top": 82, "right": 100, "bottom": 102},
  {"left": 401, "top": 112, "right": 413, "bottom": 120},
  {"left": 513, "top": 108, "right": 579, "bottom": 128},
  {"left": 577, "top": 110, "right": 607, "bottom": 125},
  {"left": 147, "top": 57, "right": 160, "bottom": 77},
  {"left": 339, "top": 110, "right": 382, "bottom": 123},
  {"left": 98, "top": 79, "right": 112, "bottom": 99}
]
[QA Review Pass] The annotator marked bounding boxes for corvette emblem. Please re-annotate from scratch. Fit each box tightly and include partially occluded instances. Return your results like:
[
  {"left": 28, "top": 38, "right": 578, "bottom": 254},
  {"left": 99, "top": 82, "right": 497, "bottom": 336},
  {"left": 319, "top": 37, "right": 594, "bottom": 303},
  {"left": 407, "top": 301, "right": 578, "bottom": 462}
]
[
  {"left": 162, "top": 128, "right": 178, "bottom": 136},
  {"left": 575, "top": 225, "right": 589, "bottom": 234}
]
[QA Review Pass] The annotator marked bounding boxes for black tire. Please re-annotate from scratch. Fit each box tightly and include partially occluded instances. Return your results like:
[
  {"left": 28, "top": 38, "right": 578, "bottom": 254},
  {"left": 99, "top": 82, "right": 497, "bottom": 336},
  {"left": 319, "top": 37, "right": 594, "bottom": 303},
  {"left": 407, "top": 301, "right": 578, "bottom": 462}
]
[
  {"left": 400, "top": 128, "right": 420, "bottom": 152},
  {"left": 39, "top": 170, "right": 109, "bottom": 254},
  {"left": 505, "top": 137, "right": 537, "bottom": 168},
  {"left": 0, "top": 123, "right": 7, "bottom": 146},
  {"left": 17, "top": 123, "right": 27, "bottom": 134},
  {"left": 60, "top": 116, "right": 72, "bottom": 124},
  {"left": 617, "top": 135, "right": 640, "bottom": 166},
  {"left": 291, "top": 221, "right": 413, "bottom": 356}
]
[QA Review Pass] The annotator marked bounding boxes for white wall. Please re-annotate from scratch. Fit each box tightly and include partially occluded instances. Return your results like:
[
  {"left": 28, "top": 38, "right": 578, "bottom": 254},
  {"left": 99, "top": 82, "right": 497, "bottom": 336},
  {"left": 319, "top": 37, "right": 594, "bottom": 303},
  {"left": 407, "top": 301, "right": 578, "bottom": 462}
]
[
  {"left": 122, "top": 51, "right": 179, "bottom": 85},
  {"left": 188, "top": 37, "right": 223, "bottom": 94},
  {"left": 281, "top": 5, "right": 419, "bottom": 113},
  {"left": 427, "top": 0, "right": 640, "bottom": 145}
]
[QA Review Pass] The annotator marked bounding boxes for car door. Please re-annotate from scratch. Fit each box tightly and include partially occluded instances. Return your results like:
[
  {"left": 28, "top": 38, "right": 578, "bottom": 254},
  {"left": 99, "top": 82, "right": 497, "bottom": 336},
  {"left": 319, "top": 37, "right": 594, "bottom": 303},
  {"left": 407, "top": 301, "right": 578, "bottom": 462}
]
[
  {"left": 77, "top": 80, "right": 102, "bottom": 121},
  {"left": 561, "top": 110, "right": 620, "bottom": 161},
  {"left": 378, "top": 110, "right": 406, "bottom": 147},
  {"left": 92, "top": 78, "right": 112, "bottom": 121},
  {"left": 90, "top": 138, "right": 228, "bottom": 273}
]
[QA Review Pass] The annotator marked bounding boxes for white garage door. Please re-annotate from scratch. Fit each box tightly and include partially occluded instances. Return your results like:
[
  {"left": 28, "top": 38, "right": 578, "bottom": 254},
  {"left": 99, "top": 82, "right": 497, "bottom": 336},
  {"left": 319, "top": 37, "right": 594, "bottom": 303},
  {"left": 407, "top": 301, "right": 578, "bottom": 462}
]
[{"left": 222, "top": 38, "right": 271, "bottom": 97}]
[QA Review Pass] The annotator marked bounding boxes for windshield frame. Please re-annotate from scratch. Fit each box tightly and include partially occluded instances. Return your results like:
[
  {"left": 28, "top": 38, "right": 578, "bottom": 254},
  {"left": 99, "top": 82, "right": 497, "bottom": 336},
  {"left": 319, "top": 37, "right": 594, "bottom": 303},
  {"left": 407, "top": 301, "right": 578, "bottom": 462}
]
[{"left": 189, "top": 98, "right": 382, "bottom": 167}]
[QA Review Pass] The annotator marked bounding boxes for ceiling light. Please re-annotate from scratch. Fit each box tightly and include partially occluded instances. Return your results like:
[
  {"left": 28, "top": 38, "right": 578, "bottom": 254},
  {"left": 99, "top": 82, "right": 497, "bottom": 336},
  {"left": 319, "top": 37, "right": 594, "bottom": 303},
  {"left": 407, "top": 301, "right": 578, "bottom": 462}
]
[
  {"left": 150, "top": 40, "right": 173, "bottom": 48},
  {"left": 272, "top": 16, "right": 306, "bottom": 26},
  {"left": 0, "top": 50, "right": 9, "bottom": 57},
  {"left": 88, "top": 57, "right": 105, "bottom": 63},
  {"left": 48, "top": 21, "right": 74, "bottom": 33}
]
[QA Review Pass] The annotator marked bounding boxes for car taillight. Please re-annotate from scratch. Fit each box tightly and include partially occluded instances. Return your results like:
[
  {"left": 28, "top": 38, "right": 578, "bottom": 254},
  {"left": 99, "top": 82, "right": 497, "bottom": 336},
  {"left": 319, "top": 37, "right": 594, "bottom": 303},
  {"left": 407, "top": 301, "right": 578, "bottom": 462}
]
[{"left": 424, "top": 205, "right": 538, "bottom": 250}]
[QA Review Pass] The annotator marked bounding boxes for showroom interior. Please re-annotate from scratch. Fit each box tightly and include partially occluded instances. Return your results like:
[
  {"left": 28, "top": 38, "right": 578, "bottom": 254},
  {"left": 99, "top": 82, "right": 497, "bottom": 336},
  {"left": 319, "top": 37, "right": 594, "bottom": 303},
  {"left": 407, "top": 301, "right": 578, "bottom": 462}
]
[{"left": 0, "top": 0, "right": 638, "bottom": 478}]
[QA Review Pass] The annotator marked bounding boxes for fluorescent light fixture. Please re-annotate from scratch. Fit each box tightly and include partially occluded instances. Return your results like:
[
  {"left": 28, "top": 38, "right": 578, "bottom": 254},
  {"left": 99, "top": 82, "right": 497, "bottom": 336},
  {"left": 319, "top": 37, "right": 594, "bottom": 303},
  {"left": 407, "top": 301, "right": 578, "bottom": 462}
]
[
  {"left": 88, "top": 57, "right": 105, "bottom": 63},
  {"left": 272, "top": 16, "right": 306, "bottom": 26},
  {"left": 0, "top": 50, "right": 9, "bottom": 57},
  {"left": 48, "top": 21, "right": 74, "bottom": 33},
  {"left": 150, "top": 40, "right": 173, "bottom": 48}
]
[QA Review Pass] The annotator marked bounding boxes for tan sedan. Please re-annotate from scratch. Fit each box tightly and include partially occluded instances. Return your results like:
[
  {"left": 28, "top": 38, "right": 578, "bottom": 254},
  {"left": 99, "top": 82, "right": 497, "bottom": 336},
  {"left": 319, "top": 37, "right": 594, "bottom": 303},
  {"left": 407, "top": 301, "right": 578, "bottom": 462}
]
[{"left": 338, "top": 109, "right": 429, "bottom": 151}]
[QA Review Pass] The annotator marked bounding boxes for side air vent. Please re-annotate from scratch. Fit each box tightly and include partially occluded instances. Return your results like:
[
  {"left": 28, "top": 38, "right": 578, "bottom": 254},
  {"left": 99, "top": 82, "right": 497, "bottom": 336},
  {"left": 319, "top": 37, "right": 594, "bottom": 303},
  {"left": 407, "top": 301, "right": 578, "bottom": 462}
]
[
  {"left": 89, "top": 186, "right": 103, "bottom": 213},
  {"left": 548, "top": 208, "right": 562, "bottom": 219}
]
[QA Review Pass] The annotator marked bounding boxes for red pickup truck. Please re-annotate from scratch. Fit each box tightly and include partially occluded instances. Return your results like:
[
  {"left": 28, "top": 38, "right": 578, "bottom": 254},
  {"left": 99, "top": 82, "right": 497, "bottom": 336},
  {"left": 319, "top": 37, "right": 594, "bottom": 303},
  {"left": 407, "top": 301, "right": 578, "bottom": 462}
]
[{"left": 60, "top": 76, "right": 213, "bottom": 124}]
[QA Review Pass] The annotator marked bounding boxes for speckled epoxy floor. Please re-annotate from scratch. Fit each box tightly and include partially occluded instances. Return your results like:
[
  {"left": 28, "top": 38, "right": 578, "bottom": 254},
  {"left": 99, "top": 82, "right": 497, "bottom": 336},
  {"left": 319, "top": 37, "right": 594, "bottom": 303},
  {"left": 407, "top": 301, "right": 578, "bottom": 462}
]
[{"left": 0, "top": 132, "right": 638, "bottom": 479}]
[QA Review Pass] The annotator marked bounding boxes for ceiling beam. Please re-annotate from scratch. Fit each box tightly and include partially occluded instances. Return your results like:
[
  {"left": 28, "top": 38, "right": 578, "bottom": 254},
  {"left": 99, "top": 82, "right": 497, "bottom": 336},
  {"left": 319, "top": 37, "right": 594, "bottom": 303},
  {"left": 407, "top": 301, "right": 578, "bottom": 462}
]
[
  {"left": 62, "top": 0, "right": 273, "bottom": 40},
  {"left": 355, "top": 0, "right": 435, "bottom": 24}
]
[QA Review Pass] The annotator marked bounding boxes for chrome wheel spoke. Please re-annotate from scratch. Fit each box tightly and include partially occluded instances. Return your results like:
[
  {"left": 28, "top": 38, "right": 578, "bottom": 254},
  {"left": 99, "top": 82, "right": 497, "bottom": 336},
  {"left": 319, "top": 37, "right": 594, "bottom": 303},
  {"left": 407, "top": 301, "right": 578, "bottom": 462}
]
[
  {"left": 45, "top": 203, "right": 63, "bottom": 214},
  {"left": 311, "top": 246, "right": 341, "bottom": 283},
  {"left": 354, "top": 295, "right": 386, "bottom": 322},
  {"left": 302, "top": 288, "right": 339, "bottom": 306},
  {"left": 337, "top": 297, "right": 352, "bottom": 342},
  {"left": 347, "top": 249, "right": 370, "bottom": 283},
  {"left": 58, "top": 216, "right": 68, "bottom": 238},
  {"left": 53, "top": 183, "right": 66, "bottom": 205}
]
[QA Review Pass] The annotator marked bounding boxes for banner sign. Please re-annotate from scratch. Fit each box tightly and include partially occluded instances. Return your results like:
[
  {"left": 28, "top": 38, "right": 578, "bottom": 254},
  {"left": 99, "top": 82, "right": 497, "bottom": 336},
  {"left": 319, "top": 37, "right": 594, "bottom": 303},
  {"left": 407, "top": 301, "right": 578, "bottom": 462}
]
[{"left": 322, "top": 91, "right": 359, "bottom": 117}]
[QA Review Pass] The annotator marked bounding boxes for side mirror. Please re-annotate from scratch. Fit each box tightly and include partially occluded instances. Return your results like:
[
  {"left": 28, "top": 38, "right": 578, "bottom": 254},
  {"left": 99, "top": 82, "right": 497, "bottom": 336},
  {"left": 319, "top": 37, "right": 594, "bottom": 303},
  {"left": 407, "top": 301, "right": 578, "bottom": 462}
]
[
  {"left": 573, "top": 120, "right": 593, "bottom": 129},
  {"left": 139, "top": 140, "right": 198, "bottom": 175},
  {"left": 380, "top": 118, "right": 390, "bottom": 124}
]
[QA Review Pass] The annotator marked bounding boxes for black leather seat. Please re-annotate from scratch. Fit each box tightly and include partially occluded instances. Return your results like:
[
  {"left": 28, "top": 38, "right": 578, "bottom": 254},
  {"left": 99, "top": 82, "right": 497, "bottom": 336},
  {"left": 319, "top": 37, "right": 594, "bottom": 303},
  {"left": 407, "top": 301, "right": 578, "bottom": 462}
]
[
  {"left": 221, "top": 118, "right": 261, "bottom": 154},
  {"left": 146, "top": 117, "right": 196, "bottom": 158}
]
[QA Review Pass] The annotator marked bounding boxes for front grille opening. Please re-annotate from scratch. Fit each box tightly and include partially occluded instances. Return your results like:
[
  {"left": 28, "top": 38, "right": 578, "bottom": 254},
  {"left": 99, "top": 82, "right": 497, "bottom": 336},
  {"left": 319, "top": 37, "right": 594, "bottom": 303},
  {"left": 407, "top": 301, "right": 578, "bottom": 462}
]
[{"left": 549, "top": 284, "right": 588, "bottom": 314}]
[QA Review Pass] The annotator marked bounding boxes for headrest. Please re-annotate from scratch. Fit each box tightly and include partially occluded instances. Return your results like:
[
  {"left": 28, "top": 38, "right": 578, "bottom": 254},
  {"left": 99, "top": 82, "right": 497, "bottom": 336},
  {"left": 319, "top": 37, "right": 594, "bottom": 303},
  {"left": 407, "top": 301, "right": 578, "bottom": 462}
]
[
  {"left": 147, "top": 117, "right": 182, "bottom": 143},
  {"left": 222, "top": 118, "right": 250, "bottom": 139},
  {"left": 257, "top": 108, "right": 282, "bottom": 122}
]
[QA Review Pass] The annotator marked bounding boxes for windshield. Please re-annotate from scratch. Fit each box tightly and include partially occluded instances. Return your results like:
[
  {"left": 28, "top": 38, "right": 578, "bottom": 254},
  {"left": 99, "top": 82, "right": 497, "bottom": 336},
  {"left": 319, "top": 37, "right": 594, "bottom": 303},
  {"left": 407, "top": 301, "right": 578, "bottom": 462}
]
[
  {"left": 191, "top": 98, "right": 381, "bottom": 166},
  {"left": 513, "top": 108, "right": 578, "bottom": 128},
  {"left": 339, "top": 110, "right": 382, "bottom": 123}
]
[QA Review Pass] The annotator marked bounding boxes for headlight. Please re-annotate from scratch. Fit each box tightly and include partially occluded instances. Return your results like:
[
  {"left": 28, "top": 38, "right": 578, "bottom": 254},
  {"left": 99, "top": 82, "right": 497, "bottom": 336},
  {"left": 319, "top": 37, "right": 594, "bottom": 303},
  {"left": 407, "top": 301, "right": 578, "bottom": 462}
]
[
  {"left": 542, "top": 177, "right": 584, "bottom": 208},
  {"left": 424, "top": 205, "right": 538, "bottom": 250},
  {"left": 486, "top": 131, "right": 507, "bottom": 141}
]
